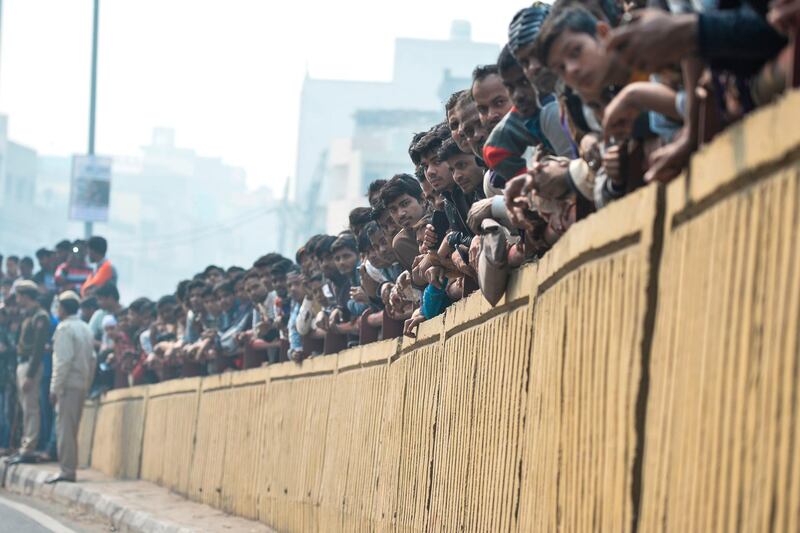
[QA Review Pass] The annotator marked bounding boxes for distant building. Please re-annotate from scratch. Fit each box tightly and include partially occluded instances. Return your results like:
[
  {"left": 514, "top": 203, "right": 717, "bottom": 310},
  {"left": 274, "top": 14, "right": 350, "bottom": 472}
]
[
  {"left": 2, "top": 127, "right": 275, "bottom": 300},
  {"left": 293, "top": 21, "right": 500, "bottom": 205}
]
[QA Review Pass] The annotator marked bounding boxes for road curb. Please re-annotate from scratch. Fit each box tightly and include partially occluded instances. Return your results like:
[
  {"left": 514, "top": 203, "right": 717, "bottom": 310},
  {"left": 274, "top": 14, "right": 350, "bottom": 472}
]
[{"left": 1, "top": 461, "right": 195, "bottom": 533}]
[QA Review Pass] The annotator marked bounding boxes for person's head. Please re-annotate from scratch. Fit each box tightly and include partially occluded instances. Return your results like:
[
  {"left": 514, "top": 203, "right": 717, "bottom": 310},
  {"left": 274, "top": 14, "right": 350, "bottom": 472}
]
[
  {"left": 94, "top": 283, "right": 120, "bottom": 311},
  {"left": 303, "top": 235, "right": 326, "bottom": 275},
  {"left": 415, "top": 123, "right": 455, "bottom": 192},
  {"left": 212, "top": 280, "right": 236, "bottom": 313},
  {"left": 56, "top": 291, "right": 81, "bottom": 320},
  {"left": 19, "top": 257, "right": 34, "bottom": 278},
  {"left": 201, "top": 285, "right": 220, "bottom": 316},
  {"left": 185, "top": 280, "right": 206, "bottom": 314},
  {"left": 348, "top": 207, "right": 374, "bottom": 238},
  {"left": 372, "top": 206, "right": 401, "bottom": 240},
  {"left": 445, "top": 90, "right": 471, "bottom": 153},
  {"left": 408, "top": 130, "right": 427, "bottom": 168},
  {"left": 314, "top": 235, "right": 339, "bottom": 278},
  {"left": 253, "top": 253, "right": 283, "bottom": 291},
  {"left": 55, "top": 240, "right": 72, "bottom": 265},
  {"left": 330, "top": 234, "right": 359, "bottom": 275},
  {"left": 438, "top": 137, "right": 484, "bottom": 195},
  {"left": 380, "top": 174, "right": 426, "bottom": 230},
  {"left": 367, "top": 179, "right": 388, "bottom": 209},
  {"left": 79, "top": 296, "right": 98, "bottom": 322},
  {"left": 35, "top": 248, "right": 54, "bottom": 271},
  {"left": 508, "top": 3, "right": 557, "bottom": 95},
  {"left": 14, "top": 281, "right": 40, "bottom": 311},
  {"left": 287, "top": 267, "right": 306, "bottom": 302},
  {"left": 454, "top": 93, "right": 489, "bottom": 158},
  {"left": 536, "top": 6, "right": 619, "bottom": 98},
  {"left": 243, "top": 270, "right": 268, "bottom": 304},
  {"left": 87, "top": 236, "right": 108, "bottom": 263},
  {"left": 365, "top": 222, "right": 395, "bottom": 268},
  {"left": 498, "top": 44, "right": 539, "bottom": 118},
  {"left": 70, "top": 240, "right": 88, "bottom": 265},
  {"left": 270, "top": 259, "right": 293, "bottom": 298},
  {"left": 471, "top": 64, "right": 512, "bottom": 133},
  {"left": 5, "top": 256, "right": 19, "bottom": 278},
  {"left": 203, "top": 265, "right": 225, "bottom": 286},
  {"left": 128, "top": 297, "right": 155, "bottom": 329},
  {"left": 175, "top": 279, "right": 191, "bottom": 307},
  {"left": 156, "top": 294, "right": 178, "bottom": 323}
]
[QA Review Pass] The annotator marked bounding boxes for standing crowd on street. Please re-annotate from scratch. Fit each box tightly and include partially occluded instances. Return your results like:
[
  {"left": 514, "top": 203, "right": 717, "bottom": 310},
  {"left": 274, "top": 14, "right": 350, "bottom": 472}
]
[{"left": 1, "top": 0, "right": 797, "bottom": 480}]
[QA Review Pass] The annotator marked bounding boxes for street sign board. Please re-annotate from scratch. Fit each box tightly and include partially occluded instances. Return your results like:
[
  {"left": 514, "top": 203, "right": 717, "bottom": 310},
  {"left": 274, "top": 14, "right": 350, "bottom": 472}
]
[{"left": 69, "top": 154, "right": 112, "bottom": 222}]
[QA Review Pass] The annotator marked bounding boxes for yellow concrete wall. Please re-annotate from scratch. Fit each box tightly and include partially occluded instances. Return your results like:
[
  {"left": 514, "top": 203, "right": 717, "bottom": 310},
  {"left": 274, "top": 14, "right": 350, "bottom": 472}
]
[{"left": 78, "top": 91, "right": 800, "bottom": 532}]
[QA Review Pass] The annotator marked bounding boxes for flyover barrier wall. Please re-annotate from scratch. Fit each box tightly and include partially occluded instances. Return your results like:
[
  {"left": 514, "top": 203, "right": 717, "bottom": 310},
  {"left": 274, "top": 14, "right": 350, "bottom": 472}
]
[{"left": 77, "top": 91, "right": 800, "bottom": 532}]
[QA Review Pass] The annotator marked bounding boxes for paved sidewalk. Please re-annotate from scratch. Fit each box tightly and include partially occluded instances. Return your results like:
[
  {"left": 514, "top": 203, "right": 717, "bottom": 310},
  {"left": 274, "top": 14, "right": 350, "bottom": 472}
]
[{"left": 1, "top": 461, "right": 274, "bottom": 533}]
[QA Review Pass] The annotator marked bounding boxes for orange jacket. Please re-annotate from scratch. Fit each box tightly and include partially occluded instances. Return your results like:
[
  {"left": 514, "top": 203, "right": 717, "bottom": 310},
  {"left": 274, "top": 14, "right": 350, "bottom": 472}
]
[{"left": 81, "top": 260, "right": 115, "bottom": 297}]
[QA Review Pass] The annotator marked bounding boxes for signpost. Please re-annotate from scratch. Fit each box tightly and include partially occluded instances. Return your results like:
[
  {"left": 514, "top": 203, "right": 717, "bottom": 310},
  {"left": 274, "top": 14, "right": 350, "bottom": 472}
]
[{"left": 69, "top": 154, "right": 112, "bottom": 222}]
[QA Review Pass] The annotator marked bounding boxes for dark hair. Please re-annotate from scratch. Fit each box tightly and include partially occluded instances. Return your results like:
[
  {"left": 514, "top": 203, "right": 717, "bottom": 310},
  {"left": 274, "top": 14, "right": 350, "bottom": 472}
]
[
  {"left": 437, "top": 136, "right": 469, "bottom": 162},
  {"left": 367, "top": 179, "right": 388, "bottom": 208},
  {"left": 203, "top": 265, "right": 223, "bottom": 276},
  {"left": 226, "top": 265, "right": 245, "bottom": 275},
  {"left": 212, "top": 280, "right": 234, "bottom": 295},
  {"left": 314, "top": 235, "right": 338, "bottom": 258},
  {"left": 7, "top": 255, "right": 18, "bottom": 263},
  {"left": 60, "top": 299, "right": 80, "bottom": 316},
  {"left": 330, "top": 233, "right": 358, "bottom": 255},
  {"left": 94, "top": 283, "right": 120, "bottom": 301},
  {"left": 551, "top": 0, "right": 621, "bottom": 25},
  {"left": 497, "top": 44, "right": 520, "bottom": 74},
  {"left": 187, "top": 280, "right": 207, "bottom": 294},
  {"left": 87, "top": 236, "right": 108, "bottom": 255},
  {"left": 35, "top": 248, "right": 52, "bottom": 259},
  {"left": 414, "top": 165, "right": 426, "bottom": 183},
  {"left": 380, "top": 173, "right": 424, "bottom": 207},
  {"left": 408, "top": 130, "right": 428, "bottom": 166},
  {"left": 536, "top": 7, "right": 598, "bottom": 66},
  {"left": 472, "top": 64, "right": 500, "bottom": 84},
  {"left": 253, "top": 253, "right": 284, "bottom": 268},
  {"left": 243, "top": 269, "right": 262, "bottom": 282},
  {"left": 20, "top": 256, "right": 34, "bottom": 268},
  {"left": 349, "top": 207, "right": 374, "bottom": 236},
  {"left": 445, "top": 90, "right": 466, "bottom": 114},
  {"left": 304, "top": 234, "right": 325, "bottom": 255},
  {"left": 270, "top": 259, "right": 294, "bottom": 277},
  {"left": 157, "top": 294, "right": 177, "bottom": 309},
  {"left": 129, "top": 297, "right": 152, "bottom": 314},
  {"left": 357, "top": 228, "right": 372, "bottom": 254},
  {"left": 175, "top": 279, "right": 191, "bottom": 302},
  {"left": 55, "top": 240, "right": 72, "bottom": 252},
  {"left": 414, "top": 123, "right": 452, "bottom": 161},
  {"left": 80, "top": 296, "right": 98, "bottom": 309}
]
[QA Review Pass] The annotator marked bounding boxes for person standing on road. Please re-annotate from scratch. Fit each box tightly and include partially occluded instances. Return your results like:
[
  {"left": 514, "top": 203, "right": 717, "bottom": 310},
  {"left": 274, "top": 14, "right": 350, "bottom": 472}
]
[
  {"left": 46, "top": 291, "right": 95, "bottom": 483},
  {"left": 9, "top": 281, "right": 50, "bottom": 464}
]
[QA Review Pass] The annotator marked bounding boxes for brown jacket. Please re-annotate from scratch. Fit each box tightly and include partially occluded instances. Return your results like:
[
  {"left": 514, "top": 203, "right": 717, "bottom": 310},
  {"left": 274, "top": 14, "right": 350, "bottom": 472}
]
[
  {"left": 17, "top": 307, "right": 51, "bottom": 378},
  {"left": 392, "top": 228, "right": 419, "bottom": 273}
]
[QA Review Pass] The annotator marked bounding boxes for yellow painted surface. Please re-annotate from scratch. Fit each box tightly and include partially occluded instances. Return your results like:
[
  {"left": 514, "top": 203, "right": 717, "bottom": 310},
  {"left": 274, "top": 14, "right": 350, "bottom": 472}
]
[{"left": 80, "top": 91, "right": 800, "bottom": 531}]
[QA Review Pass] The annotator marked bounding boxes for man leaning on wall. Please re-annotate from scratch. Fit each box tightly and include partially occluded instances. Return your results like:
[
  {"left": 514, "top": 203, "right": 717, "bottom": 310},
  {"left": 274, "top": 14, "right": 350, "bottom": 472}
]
[{"left": 46, "top": 290, "right": 96, "bottom": 483}]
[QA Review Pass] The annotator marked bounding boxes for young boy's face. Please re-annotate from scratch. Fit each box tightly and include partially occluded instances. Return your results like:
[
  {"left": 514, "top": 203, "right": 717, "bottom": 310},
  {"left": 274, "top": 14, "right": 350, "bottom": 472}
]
[
  {"left": 368, "top": 229, "right": 395, "bottom": 267},
  {"left": 500, "top": 64, "right": 539, "bottom": 118},
  {"left": 447, "top": 153, "right": 484, "bottom": 195},
  {"left": 376, "top": 210, "right": 401, "bottom": 239},
  {"left": 420, "top": 150, "right": 455, "bottom": 193},
  {"left": 272, "top": 273, "right": 288, "bottom": 298},
  {"left": 206, "top": 269, "right": 224, "bottom": 286},
  {"left": 203, "top": 295, "right": 220, "bottom": 316},
  {"left": 546, "top": 27, "right": 611, "bottom": 98},
  {"left": 319, "top": 253, "right": 338, "bottom": 278},
  {"left": 333, "top": 248, "right": 358, "bottom": 276},
  {"left": 472, "top": 73, "right": 512, "bottom": 132},
  {"left": 288, "top": 274, "right": 306, "bottom": 301},
  {"left": 216, "top": 290, "right": 235, "bottom": 312},
  {"left": 455, "top": 101, "right": 488, "bottom": 158},
  {"left": 447, "top": 107, "right": 471, "bottom": 153},
  {"left": 244, "top": 277, "right": 268, "bottom": 304},
  {"left": 387, "top": 193, "right": 425, "bottom": 230},
  {"left": 188, "top": 287, "right": 205, "bottom": 314}
]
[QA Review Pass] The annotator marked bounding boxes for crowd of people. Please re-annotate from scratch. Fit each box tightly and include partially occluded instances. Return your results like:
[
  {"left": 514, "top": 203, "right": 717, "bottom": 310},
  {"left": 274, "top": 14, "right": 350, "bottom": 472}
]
[{"left": 0, "top": 0, "right": 796, "bottom": 468}]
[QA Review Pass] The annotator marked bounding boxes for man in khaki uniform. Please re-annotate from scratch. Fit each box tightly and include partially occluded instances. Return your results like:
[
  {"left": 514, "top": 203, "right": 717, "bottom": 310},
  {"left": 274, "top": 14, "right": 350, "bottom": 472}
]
[
  {"left": 46, "top": 291, "right": 95, "bottom": 483},
  {"left": 10, "top": 280, "right": 50, "bottom": 464}
]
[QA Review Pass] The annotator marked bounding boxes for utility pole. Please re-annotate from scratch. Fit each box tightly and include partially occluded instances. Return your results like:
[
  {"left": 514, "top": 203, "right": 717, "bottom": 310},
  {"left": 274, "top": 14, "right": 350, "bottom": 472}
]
[{"left": 85, "top": 0, "right": 99, "bottom": 239}]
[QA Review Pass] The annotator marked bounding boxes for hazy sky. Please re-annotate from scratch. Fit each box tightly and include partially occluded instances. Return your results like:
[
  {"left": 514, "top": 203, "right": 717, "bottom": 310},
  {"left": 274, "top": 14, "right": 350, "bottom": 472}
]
[{"left": 0, "top": 1, "right": 514, "bottom": 192}]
